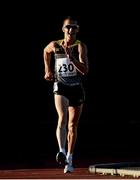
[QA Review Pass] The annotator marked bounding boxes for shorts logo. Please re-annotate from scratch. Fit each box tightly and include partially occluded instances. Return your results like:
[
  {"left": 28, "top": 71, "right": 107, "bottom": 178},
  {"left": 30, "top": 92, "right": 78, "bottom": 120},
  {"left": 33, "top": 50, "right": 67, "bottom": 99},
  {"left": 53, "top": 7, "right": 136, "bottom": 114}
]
[{"left": 53, "top": 82, "right": 58, "bottom": 92}]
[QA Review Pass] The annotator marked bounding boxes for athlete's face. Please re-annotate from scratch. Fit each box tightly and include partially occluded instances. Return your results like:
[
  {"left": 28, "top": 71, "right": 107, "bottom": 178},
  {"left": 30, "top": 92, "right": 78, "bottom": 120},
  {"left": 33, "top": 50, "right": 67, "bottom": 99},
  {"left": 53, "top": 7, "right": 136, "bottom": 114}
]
[{"left": 62, "top": 19, "right": 79, "bottom": 37}]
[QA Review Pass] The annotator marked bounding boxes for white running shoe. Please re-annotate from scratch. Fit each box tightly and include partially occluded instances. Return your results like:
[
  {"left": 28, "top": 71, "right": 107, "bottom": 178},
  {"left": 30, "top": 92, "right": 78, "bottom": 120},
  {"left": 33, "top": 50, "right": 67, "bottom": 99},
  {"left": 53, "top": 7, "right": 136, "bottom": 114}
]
[{"left": 64, "top": 164, "right": 74, "bottom": 173}]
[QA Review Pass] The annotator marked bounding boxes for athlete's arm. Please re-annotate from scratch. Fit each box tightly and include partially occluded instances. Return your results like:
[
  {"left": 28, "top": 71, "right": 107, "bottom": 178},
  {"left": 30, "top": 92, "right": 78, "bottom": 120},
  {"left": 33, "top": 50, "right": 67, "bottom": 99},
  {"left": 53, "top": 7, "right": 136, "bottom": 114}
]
[
  {"left": 43, "top": 41, "right": 55, "bottom": 81},
  {"left": 70, "top": 43, "right": 89, "bottom": 75}
]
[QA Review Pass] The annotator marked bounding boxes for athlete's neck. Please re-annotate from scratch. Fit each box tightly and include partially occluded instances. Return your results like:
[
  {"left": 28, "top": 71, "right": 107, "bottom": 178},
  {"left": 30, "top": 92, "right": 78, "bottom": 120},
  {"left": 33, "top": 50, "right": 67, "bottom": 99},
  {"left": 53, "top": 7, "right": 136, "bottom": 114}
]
[{"left": 63, "top": 38, "right": 76, "bottom": 47}]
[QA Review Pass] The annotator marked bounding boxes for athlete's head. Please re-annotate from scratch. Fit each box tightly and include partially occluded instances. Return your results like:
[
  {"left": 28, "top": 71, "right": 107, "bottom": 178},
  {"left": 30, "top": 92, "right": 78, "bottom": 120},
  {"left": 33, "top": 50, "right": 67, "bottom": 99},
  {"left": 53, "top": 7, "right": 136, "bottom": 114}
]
[{"left": 62, "top": 16, "right": 79, "bottom": 36}]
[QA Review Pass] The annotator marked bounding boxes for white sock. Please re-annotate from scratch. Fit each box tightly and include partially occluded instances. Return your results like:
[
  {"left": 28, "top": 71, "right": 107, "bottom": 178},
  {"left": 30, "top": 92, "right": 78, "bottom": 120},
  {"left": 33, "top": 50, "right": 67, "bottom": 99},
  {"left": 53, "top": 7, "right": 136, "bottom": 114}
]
[
  {"left": 60, "top": 148, "right": 66, "bottom": 155},
  {"left": 66, "top": 153, "right": 73, "bottom": 165}
]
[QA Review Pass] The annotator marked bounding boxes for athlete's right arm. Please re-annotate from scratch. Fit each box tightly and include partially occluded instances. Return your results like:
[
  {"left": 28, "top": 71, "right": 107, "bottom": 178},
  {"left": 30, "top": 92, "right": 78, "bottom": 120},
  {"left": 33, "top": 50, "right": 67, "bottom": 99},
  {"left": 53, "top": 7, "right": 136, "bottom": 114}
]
[{"left": 43, "top": 41, "right": 55, "bottom": 81}]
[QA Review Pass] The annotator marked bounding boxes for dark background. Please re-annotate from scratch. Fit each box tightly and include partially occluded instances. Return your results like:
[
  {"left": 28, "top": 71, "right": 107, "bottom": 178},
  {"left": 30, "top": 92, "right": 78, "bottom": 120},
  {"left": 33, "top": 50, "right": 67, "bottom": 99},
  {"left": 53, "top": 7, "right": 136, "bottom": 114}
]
[{"left": 1, "top": 3, "right": 140, "bottom": 167}]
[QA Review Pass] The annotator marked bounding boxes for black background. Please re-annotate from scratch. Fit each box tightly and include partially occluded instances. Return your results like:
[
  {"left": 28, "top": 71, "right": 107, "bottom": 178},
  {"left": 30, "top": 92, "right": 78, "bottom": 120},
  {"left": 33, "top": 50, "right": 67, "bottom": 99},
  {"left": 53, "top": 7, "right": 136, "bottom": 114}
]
[{"left": 1, "top": 2, "right": 140, "bottom": 167}]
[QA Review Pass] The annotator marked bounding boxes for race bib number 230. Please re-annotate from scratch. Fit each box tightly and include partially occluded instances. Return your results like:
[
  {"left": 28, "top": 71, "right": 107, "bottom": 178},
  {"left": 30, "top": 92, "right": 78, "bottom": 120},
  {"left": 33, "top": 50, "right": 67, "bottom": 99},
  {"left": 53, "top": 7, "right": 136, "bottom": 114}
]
[{"left": 55, "top": 58, "right": 77, "bottom": 77}]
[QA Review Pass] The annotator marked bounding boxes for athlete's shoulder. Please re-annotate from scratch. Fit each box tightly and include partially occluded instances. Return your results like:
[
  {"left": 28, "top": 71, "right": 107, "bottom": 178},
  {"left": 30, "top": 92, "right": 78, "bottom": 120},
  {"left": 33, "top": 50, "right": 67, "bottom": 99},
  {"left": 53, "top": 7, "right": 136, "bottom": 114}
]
[
  {"left": 55, "top": 39, "right": 63, "bottom": 45},
  {"left": 76, "top": 40, "right": 87, "bottom": 49},
  {"left": 74, "top": 40, "right": 86, "bottom": 47},
  {"left": 75, "top": 39, "right": 81, "bottom": 44},
  {"left": 44, "top": 40, "right": 57, "bottom": 53},
  {"left": 44, "top": 41, "right": 55, "bottom": 48},
  {"left": 79, "top": 41, "right": 87, "bottom": 47}
]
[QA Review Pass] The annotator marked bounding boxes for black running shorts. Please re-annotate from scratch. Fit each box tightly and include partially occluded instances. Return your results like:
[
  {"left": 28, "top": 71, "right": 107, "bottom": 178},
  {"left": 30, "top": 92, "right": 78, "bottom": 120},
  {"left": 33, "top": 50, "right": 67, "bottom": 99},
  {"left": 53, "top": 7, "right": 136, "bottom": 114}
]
[{"left": 53, "top": 82, "right": 85, "bottom": 106}]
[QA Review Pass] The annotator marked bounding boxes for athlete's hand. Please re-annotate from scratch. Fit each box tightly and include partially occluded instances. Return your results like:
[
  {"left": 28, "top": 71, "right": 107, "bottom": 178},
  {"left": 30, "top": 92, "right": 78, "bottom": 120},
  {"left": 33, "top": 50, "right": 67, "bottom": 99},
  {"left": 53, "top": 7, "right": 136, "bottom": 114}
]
[{"left": 44, "top": 71, "right": 54, "bottom": 81}]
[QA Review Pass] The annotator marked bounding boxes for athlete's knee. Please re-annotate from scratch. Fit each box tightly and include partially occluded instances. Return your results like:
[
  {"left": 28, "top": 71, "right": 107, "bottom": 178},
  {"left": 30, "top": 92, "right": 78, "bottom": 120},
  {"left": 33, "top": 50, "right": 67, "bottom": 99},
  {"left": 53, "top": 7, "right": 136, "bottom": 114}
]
[
  {"left": 68, "top": 123, "right": 77, "bottom": 135},
  {"left": 57, "top": 119, "right": 67, "bottom": 129}
]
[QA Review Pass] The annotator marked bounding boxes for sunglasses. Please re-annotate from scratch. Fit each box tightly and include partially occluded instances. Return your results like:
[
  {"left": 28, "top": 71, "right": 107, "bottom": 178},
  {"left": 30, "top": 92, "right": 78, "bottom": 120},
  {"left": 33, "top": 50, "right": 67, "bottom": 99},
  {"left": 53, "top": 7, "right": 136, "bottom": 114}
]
[{"left": 64, "top": 25, "right": 79, "bottom": 30}]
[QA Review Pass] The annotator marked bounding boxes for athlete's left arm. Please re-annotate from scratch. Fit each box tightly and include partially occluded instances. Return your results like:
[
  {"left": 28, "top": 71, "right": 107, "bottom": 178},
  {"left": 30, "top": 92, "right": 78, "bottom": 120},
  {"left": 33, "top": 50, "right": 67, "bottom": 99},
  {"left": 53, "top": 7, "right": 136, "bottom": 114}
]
[{"left": 71, "top": 42, "right": 89, "bottom": 75}]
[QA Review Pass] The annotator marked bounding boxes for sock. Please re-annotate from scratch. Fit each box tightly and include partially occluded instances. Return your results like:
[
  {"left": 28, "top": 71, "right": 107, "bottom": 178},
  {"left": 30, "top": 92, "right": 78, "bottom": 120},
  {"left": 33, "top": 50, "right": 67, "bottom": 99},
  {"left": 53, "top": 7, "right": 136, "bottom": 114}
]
[
  {"left": 60, "top": 148, "right": 66, "bottom": 155},
  {"left": 66, "top": 153, "right": 73, "bottom": 165}
]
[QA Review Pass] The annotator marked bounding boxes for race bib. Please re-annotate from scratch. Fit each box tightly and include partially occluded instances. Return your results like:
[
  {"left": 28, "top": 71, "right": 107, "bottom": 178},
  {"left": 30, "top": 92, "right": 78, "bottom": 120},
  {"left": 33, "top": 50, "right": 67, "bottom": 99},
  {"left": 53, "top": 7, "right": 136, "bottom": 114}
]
[{"left": 55, "top": 58, "right": 77, "bottom": 77}]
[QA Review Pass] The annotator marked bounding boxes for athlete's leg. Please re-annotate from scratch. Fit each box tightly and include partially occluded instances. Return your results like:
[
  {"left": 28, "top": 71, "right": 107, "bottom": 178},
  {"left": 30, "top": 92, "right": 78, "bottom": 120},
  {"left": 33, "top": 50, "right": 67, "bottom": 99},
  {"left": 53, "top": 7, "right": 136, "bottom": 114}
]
[
  {"left": 67, "top": 104, "right": 83, "bottom": 154},
  {"left": 64, "top": 104, "right": 83, "bottom": 173},
  {"left": 54, "top": 94, "right": 69, "bottom": 155}
]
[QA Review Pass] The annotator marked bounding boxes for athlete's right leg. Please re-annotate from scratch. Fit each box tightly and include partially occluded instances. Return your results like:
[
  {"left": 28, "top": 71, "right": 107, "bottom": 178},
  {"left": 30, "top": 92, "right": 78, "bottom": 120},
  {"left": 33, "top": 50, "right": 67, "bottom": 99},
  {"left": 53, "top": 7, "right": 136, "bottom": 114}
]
[
  {"left": 54, "top": 94, "right": 69, "bottom": 165},
  {"left": 64, "top": 104, "right": 83, "bottom": 173}
]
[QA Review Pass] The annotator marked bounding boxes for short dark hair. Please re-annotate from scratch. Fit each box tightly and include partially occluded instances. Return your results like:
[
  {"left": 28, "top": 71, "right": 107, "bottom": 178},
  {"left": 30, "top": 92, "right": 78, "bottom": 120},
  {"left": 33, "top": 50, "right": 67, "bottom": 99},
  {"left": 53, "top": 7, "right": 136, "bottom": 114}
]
[{"left": 63, "top": 16, "right": 79, "bottom": 25}]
